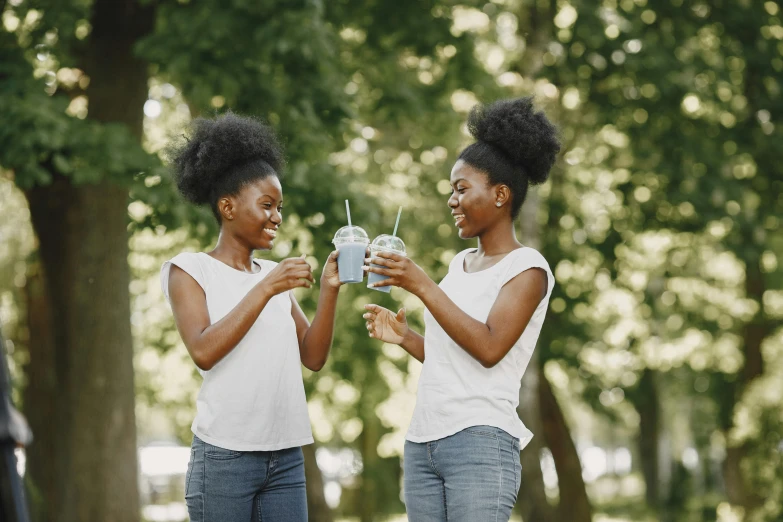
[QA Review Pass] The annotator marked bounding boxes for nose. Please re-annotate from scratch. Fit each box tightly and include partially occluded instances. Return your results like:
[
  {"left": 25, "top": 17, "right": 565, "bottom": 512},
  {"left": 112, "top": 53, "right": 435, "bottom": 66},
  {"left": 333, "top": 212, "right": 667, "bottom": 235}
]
[
  {"left": 448, "top": 191, "right": 458, "bottom": 209},
  {"left": 271, "top": 208, "right": 282, "bottom": 225}
]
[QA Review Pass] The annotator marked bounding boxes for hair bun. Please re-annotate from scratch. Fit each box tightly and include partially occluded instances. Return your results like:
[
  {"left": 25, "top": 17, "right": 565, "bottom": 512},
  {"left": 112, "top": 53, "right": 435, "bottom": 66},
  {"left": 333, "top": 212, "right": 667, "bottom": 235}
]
[
  {"left": 167, "top": 112, "right": 284, "bottom": 205},
  {"left": 467, "top": 97, "right": 560, "bottom": 185}
]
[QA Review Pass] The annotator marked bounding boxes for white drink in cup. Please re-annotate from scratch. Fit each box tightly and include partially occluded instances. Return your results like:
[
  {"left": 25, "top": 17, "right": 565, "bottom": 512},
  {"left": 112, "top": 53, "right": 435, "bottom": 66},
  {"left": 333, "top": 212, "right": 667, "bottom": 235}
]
[
  {"left": 333, "top": 226, "right": 369, "bottom": 284},
  {"left": 367, "top": 234, "right": 406, "bottom": 293}
]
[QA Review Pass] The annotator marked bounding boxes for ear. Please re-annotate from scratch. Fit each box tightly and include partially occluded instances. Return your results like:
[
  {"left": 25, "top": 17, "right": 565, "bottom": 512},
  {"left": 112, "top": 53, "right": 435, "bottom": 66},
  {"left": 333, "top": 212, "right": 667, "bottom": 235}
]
[
  {"left": 495, "top": 185, "right": 511, "bottom": 208},
  {"left": 218, "top": 197, "right": 235, "bottom": 221}
]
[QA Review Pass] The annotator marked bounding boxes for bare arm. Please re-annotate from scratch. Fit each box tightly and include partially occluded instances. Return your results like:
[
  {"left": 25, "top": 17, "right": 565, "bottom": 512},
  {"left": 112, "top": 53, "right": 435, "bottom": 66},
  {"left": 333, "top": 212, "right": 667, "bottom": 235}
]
[
  {"left": 416, "top": 269, "right": 547, "bottom": 367},
  {"left": 363, "top": 305, "right": 425, "bottom": 363},
  {"left": 290, "top": 250, "right": 345, "bottom": 371},
  {"left": 168, "top": 258, "right": 313, "bottom": 371},
  {"left": 291, "top": 285, "right": 340, "bottom": 372},
  {"left": 366, "top": 251, "right": 548, "bottom": 368}
]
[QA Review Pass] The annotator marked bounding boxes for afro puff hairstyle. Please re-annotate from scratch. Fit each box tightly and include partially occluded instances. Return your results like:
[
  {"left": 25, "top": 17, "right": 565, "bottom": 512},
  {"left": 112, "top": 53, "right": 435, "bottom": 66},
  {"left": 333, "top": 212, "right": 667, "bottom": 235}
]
[
  {"left": 167, "top": 112, "right": 285, "bottom": 222},
  {"left": 459, "top": 97, "right": 560, "bottom": 219}
]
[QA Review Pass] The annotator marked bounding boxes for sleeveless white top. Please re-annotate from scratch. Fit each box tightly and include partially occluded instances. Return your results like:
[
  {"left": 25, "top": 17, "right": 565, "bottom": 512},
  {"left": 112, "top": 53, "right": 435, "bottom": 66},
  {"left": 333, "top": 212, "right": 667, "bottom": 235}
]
[
  {"left": 406, "top": 247, "right": 555, "bottom": 450},
  {"left": 161, "top": 252, "right": 313, "bottom": 451}
]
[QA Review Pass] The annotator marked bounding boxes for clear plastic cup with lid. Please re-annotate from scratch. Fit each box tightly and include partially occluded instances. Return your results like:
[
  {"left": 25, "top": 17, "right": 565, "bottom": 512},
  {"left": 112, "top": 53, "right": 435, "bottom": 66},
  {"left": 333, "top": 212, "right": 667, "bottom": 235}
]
[
  {"left": 332, "top": 225, "right": 370, "bottom": 283},
  {"left": 367, "top": 234, "right": 406, "bottom": 293}
]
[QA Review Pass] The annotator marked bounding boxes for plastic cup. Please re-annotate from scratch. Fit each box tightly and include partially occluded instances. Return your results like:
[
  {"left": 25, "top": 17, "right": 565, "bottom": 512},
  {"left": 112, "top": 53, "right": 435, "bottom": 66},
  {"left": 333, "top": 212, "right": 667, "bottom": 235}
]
[
  {"left": 333, "top": 225, "right": 370, "bottom": 283},
  {"left": 367, "top": 234, "right": 406, "bottom": 293}
]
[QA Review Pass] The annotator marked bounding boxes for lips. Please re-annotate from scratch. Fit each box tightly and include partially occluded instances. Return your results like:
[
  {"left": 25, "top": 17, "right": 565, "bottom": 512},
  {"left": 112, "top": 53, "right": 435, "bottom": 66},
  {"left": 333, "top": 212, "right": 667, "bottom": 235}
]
[
  {"left": 263, "top": 227, "right": 277, "bottom": 239},
  {"left": 452, "top": 213, "right": 465, "bottom": 227}
]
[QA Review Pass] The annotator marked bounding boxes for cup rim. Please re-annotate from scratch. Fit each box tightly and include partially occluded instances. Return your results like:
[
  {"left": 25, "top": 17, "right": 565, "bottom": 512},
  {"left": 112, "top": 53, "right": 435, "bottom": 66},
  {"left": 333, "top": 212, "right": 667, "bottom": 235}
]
[{"left": 369, "top": 245, "right": 406, "bottom": 255}]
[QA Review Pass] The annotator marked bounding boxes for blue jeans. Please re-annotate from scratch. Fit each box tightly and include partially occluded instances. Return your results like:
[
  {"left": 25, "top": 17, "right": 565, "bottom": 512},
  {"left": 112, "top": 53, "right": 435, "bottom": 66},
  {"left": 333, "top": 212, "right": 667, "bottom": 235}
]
[
  {"left": 185, "top": 436, "right": 308, "bottom": 522},
  {"left": 403, "top": 426, "right": 521, "bottom": 521}
]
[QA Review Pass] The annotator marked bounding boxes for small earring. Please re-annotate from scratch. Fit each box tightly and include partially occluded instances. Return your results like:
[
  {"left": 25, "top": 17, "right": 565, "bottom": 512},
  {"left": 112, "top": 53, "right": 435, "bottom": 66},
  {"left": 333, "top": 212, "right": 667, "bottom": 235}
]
[{"left": 496, "top": 202, "right": 502, "bottom": 207}]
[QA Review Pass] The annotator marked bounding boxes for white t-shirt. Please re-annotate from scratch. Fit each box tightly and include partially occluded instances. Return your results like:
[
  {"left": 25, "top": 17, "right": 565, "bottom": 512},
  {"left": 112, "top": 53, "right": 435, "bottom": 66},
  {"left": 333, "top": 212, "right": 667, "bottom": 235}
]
[
  {"left": 160, "top": 252, "right": 313, "bottom": 452},
  {"left": 406, "top": 247, "right": 555, "bottom": 450}
]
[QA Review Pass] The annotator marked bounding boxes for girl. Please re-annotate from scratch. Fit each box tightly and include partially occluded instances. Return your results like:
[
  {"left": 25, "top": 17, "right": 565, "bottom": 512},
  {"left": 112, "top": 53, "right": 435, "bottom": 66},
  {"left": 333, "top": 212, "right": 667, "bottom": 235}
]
[
  {"left": 362, "top": 97, "right": 560, "bottom": 521},
  {"left": 162, "top": 113, "right": 342, "bottom": 521}
]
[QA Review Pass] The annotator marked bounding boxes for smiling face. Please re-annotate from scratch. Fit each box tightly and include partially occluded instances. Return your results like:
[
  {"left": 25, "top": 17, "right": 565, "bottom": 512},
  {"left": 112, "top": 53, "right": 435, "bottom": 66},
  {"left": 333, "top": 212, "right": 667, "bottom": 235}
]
[
  {"left": 221, "top": 175, "right": 283, "bottom": 251},
  {"left": 448, "top": 159, "right": 508, "bottom": 239}
]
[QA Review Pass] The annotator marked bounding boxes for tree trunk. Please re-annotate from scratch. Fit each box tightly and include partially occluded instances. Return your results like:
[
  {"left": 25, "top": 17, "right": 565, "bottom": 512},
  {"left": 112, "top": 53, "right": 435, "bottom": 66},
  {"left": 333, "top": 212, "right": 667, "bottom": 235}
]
[
  {"left": 22, "top": 1, "right": 154, "bottom": 520},
  {"left": 516, "top": 355, "right": 557, "bottom": 522},
  {"left": 515, "top": 188, "right": 558, "bottom": 522},
  {"left": 304, "top": 444, "right": 334, "bottom": 522},
  {"left": 636, "top": 368, "right": 660, "bottom": 510},
  {"left": 721, "top": 258, "right": 768, "bottom": 509},
  {"left": 539, "top": 374, "right": 592, "bottom": 522},
  {"left": 25, "top": 178, "right": 140, "bottom": 522},
  {"left": 358, "top": 414, "right": 381, "bottom": 522}
]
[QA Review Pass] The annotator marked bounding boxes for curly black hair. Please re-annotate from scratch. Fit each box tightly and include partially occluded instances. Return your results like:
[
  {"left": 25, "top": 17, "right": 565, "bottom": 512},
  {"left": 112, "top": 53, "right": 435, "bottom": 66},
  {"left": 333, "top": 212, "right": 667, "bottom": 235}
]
[
  {"left": 459, "top": 97, "right": 560, "bottom": 219},
  {"left": 167, "top": 112, "right": 285, "bottom": 222}
]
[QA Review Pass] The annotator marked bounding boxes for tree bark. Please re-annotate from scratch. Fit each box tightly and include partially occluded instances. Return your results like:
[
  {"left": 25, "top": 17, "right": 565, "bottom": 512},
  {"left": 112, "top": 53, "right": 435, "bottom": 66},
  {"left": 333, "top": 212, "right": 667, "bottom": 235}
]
[
  {"left": 635, "top": 368, "right": 660, "bottom": 510},
  {"left": 22, "top": 0, "right": 154, "bottom": 520},
  {"left": 304, "top": 443, "right": 334, "bottom": 522},
  {"left": 721, "top": 258, "right": 768, "bottom": 509},
  {"left": 514, "top": 188, "right": 558, "bottom": 522},
  {"left": 539, "top": 374, "right": 592, "bottom": 522},
  {"left": 25, "top": 177, "right": 141, "bottom": 522},
  {"left": 516, "top": 356, "right": 557, "bottom": 522}
]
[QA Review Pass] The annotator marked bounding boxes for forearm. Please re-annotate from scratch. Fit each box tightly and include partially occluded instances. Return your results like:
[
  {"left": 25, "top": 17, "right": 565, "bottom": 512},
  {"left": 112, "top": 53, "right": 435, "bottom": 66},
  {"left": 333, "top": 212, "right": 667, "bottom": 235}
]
[
  {"left": 300, "top": 285, "right": 340, "bottom": 371},
  {"left": 400, "top": 328, "right": 425, "bottom": 363},
  {"left": 188, "top": 284, "right": 273, "bottom": 370},
  {"left": 417, "top": 280, "right": 498, "bottom": 367}
]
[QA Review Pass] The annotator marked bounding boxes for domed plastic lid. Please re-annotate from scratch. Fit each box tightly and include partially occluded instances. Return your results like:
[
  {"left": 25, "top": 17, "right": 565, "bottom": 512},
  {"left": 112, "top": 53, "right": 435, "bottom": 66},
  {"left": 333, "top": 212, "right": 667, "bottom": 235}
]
[
  {"left": 332, "top": 225, "right": 370, "bottom": 245},
  {"left": 369, "top": 234, "right": 406, "bottom": 254}
]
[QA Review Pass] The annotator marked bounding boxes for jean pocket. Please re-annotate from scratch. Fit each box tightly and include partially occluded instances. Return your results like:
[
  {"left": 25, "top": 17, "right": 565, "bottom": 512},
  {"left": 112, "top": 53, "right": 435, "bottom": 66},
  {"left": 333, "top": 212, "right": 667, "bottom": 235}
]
[
  {"left": 204, "top": 444, "right": 243, "bottom": 460},
  {"left": 513, "top": 440, "right": 521, "bottom": 492},
  {"left": 464, "top": 426, "right": 499, "bottom": 439},
  {"left": 185, "top": 447, "right": 195, "bottom": 494}
]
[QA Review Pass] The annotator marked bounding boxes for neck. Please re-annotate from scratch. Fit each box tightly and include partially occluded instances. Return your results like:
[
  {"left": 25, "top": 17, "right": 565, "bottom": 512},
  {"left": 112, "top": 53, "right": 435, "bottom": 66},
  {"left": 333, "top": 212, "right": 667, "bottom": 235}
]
[
  {"left": 475, "top": 219, "right": 521, "bottom": 257},
  {"left": 210, "top": 231, "right": 256, "bottom": 271}
]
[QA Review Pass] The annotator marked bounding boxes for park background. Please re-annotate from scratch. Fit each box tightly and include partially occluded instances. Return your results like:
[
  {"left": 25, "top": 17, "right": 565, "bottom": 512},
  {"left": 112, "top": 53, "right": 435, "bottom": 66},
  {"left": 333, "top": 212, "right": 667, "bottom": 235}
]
[{"left": 0, "top": 0, "right": 781, "bottom": 521}]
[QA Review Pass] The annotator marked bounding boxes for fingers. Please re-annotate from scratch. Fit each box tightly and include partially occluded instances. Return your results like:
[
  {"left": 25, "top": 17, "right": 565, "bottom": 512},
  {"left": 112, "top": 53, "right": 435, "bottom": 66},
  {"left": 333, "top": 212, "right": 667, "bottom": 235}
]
[
  {"left": 362, "top": 265, "right": 391, "bottom": 277},
  {"left": 368, "top": 256, "right": 394, "bottom": 267},
  {"left": 284, "top": 257, "right": 311, "bottom": 266},
  {"left": 396, "top": 308, "right": 406, "bottom": 322},
  {"left": 289, "top": 268, "right": 314, "bottom": 281},
  {"left": 364, "top": 304, "right": 383, "bottom": 313},
  {"left": 375, "top": 251, "right": 403, "bottom": 262}
]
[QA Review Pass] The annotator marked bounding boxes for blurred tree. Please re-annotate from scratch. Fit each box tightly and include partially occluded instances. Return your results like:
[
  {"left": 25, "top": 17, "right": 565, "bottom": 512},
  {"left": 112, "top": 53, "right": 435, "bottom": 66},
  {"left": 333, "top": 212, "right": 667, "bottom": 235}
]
[
  {"left": 535, "top": 0, "right": 782, "bottom": 517},
  {"left": 1, "top": 0, "right": 496, "bottom": 520}
]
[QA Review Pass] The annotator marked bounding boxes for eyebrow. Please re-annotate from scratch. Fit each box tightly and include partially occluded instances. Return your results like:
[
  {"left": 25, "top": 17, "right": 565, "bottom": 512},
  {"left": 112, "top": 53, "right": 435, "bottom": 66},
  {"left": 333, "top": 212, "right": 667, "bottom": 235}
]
[
  {"left": 258, "top": 195, "right": 282, "bottom": 203},
  {"left": 451, "top": 178, "right": 467, "bottom": 185}
]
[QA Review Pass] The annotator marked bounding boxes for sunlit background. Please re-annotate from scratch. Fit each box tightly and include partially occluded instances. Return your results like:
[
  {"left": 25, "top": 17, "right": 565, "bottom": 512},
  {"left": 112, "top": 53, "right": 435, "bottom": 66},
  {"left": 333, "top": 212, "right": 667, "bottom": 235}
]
[{"left": 1, "top": 0, "right": 782, "bottom": 521}]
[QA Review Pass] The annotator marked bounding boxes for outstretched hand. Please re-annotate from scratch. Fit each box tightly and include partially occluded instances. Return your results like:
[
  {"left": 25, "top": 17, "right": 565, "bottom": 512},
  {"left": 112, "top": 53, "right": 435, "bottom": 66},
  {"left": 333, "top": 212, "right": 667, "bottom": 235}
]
[{"left": 363, "top": 304, "right": 408, "bottom": 345}]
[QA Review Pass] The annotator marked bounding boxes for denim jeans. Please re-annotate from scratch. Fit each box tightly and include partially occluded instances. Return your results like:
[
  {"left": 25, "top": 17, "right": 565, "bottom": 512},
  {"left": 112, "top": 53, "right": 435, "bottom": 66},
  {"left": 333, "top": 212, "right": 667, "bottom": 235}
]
[
  {"left": 185, "top": 436, "right": 308, "bottom": 522},
  {"left": 403, "top": 426, "right": 521, "bottom": 522}
]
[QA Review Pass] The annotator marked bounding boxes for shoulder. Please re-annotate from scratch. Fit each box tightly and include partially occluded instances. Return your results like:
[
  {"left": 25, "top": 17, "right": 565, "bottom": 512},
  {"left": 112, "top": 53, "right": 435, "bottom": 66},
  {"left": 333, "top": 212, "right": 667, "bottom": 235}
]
[
  {"left": 168, "top": 251, "right": 204, "bottom": 266},
  {"left": 161, "top": 252, "right": 208, "bottom": 301},
  {"left": 447, "top": 248, "right": 474, "bottom": 273},
  {"left": 515, "top": 247, "right": 551, "bottom": 272},
  {"left": 500, "top": 247, "right": 554, "bottom": 291}
]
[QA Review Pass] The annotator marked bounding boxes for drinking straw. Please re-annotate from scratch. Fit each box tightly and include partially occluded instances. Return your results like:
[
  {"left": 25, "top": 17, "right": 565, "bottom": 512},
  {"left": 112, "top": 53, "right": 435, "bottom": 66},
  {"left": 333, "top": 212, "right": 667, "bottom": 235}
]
[
  {"left": 345, "top": 200, "right": 352, "bottom": 227},
  {"left": 392, "top": 206, "right": 402, "bottom": 237}
]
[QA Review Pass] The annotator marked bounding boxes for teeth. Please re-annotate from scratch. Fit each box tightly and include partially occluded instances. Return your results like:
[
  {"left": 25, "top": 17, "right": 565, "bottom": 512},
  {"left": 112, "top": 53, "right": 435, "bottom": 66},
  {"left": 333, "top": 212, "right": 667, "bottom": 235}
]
[
  {"left": 264, "top": 228, "right": 277, "bottom": 238},
  {"left": 454, "top": 214, "right": 465, "bottom": 224}
]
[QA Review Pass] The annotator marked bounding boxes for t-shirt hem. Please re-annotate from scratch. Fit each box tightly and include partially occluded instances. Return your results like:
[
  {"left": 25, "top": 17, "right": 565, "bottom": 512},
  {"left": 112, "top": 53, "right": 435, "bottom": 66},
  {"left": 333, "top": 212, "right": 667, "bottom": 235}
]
[
  {"left": 406, "top": 421, "right": 533, "bottom": 450},
  {"left": 193, "top": 430, "right": 314, "bottom": 452}
]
